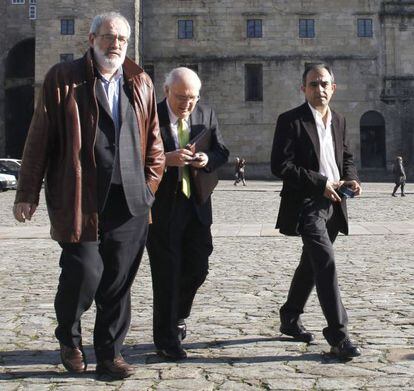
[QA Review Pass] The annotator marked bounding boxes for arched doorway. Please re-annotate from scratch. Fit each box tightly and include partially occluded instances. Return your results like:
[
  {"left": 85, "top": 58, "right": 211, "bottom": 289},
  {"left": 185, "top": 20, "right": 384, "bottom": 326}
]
[
  {"left": 360, "top": 111, "right": 386, "bottom": 168},
  {"left": 5, "top": 38, "right": 35, "bottom": 158}
]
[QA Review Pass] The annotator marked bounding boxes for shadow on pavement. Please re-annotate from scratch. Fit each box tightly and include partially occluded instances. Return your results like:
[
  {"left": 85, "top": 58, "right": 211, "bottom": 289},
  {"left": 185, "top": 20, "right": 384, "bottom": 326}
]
[{"left": 0, "top": 336, "right": 346, "bottom": 380}]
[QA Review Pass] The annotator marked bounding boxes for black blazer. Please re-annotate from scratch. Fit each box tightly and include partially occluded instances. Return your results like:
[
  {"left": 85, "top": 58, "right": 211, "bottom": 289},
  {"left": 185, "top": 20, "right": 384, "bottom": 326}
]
[
  {"left": 151, "top": 99, "right": 229, "bottom": 226},
  {"left": 271, "top": 102, "right": 359, "bottom": 236}
]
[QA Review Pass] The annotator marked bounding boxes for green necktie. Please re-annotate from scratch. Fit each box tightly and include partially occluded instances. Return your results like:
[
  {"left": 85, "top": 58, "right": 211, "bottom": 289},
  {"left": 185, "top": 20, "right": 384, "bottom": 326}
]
[{"left": 178, "top": 118, "right": 191, "bottom": 198}]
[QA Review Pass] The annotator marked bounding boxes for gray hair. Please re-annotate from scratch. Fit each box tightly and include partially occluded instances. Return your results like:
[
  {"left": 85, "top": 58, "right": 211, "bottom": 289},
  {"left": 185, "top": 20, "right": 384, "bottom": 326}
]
[
  {"left": 89, "top": 12, "right": 131, "bottom": 38},
  {"left": 302, "top": 62, "right": 335, "bottom": 85},
  {"left": 164, "top": 67, "right": 202, "bottom": 90}
]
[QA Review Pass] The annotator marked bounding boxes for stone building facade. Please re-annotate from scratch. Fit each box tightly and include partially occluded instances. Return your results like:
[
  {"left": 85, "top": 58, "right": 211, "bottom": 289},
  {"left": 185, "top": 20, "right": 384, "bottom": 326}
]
[{"left": 1, "top": 0, "right": 414, "bottom": 179}]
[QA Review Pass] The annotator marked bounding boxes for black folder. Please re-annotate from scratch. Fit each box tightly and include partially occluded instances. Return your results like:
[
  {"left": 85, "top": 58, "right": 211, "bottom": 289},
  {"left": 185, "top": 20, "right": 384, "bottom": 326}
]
[{"left": 186, "top": 130, "right": 218, "bottom": 205}]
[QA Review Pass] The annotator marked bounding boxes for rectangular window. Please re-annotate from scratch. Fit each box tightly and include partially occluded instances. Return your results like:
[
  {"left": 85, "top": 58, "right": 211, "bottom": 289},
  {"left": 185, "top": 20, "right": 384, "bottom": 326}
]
[
  {"left": 247, "top": 19, "right": 262, "bottom": 38},
  {"left": 245, "top": 64, "right": 263, "bottom": 102},
  {"left": 29, "top": 5, "right": 36, "bottom": 19},
  {"left": 357, "top": 18, "right": 373, "bottom": 37},
  {"left": 29, "top": 0, "right": 36, "bottom": 3},
  {"left": 61, "top": 19, "right": 75, "bottom": 35},
  {"left": 60, "top": 53, "right": 74, "bottom": 62},
  {"left": 144, "top": 64, "right": 154, "bottom": 82},
  {"left": 12, "top": 0, "right": 25, "bottom": 4},
  {"left": 178, "top": 20, "right": 193, "bottom": 39},
  {"left": 299, "top": 19, "right": 315, "bottom": 38}
]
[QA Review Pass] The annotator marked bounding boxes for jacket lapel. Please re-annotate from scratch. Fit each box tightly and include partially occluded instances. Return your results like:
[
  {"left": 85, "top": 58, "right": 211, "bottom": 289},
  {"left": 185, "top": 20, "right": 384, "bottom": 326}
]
[
  {"left": 95, "top": 80, "right": 113, "bottom": 121},
  {"left": 301, "top": 103, "right": 321, "bottom": 160},
  {"left": 158, "top": 99, "right": 177, "bottom": 152},
  {"left": 120, "top": 81, "right": 130, "bottom": 131},
  {"left": 189, "top": 105, "right": 205, "bottom": 141},
  {"left": 331, "top": 110, "right": 341, "bottom": 166},
  {"left": 331, "top": 110, "right": 342, "bottom": 169}
]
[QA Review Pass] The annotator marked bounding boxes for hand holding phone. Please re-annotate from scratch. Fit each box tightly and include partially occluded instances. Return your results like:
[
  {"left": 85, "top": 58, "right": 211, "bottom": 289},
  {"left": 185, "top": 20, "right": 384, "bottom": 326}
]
[{"left": 337, "top": 185, "right": 355, "bottom": 199}]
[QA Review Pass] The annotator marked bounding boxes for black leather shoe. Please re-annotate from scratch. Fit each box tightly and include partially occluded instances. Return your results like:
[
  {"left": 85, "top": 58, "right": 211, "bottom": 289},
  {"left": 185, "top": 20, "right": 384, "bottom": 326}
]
[
  {"left": 59, "top": 342, "right": 87, "bottom": 373},
  {"left": 280, "top": 325, "right": 315, "bottom": 343},
  {"left": 330, "top": 338, "right": 361, "bottom": 358},
  {"left": 157, "top": 345, "right": 187, "bottom": 361},
  {"left": 96, "top": 355, "right": 135, "bottom": 379},
  {"left": 177, "top": 319, "right": 187, "bottom": 341}
]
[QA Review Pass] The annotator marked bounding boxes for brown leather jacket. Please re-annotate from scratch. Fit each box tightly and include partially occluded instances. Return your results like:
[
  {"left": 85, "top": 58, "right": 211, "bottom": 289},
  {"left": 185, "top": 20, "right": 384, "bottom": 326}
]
[{"left": 15, "top": 49, "right": 165, "bottom": 242}]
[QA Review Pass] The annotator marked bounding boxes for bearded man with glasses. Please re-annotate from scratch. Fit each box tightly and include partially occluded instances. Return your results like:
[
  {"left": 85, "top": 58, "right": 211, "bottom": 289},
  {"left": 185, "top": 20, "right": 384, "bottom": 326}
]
[{"left": 13, "top": 12, "right": 164, "bottom": 378}]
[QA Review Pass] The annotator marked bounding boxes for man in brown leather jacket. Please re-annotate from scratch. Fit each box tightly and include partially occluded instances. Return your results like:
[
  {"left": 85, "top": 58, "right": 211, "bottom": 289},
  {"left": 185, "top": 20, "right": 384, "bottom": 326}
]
[{"left": 13, "top": 12, "right": 164, "bottom": 379}]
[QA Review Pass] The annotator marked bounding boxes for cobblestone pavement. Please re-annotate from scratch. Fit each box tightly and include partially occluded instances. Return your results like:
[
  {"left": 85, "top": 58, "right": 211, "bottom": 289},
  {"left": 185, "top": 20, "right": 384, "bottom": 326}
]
[{"left": 0, "top": 181, "right": 413, "bottom": 390}]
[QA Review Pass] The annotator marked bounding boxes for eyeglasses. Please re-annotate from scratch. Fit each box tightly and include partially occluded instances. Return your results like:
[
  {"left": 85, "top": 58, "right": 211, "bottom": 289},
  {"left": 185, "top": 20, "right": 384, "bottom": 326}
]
[
  {"left": 95, "top": 34, "right": 129, "bottom": 46},
  {"left": 172, "top": 92, "right": 200, "bottom": 103}
]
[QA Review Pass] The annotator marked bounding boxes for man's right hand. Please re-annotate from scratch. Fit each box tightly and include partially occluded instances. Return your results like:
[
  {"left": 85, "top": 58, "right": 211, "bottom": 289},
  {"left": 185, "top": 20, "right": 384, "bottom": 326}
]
[
  {"left": 165, "top": 149, "right": 195, "bottom": 167},
  {"left": 13, "top": 203, "right": 37, "bottom": 222},
  {"left": 323, "top": 180, "right": 342, "bottom": 203}
]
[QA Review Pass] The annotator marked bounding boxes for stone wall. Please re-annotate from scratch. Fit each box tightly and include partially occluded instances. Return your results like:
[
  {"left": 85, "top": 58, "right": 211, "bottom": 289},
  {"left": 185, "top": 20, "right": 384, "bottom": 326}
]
[
  {"left": 1, "top": 0, "right": 413, "bottom": 180},
  {"left": 142, "top": 0, "right": 413, "bottom": 178},
  {"left": 35, "top": 0, "right": 139, "bottom": 87},
  {"left": 0, "top": 0, "right": 36, "bottom": 156}
]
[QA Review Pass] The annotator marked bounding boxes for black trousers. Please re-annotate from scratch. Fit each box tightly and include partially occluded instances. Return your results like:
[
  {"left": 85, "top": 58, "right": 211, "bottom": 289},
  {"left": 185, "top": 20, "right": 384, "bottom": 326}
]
[
  {"left": 147, "top": 191, "right": 213, "bottom": 349},
  {"left": 54, "top": 185, "right": 148, "bottom": 360},
  {"left": 280, "top": 198, "right": 349, "bottom": 346},
  {"left": 392, "top": 181, "right": 405, "bottom": 195}
]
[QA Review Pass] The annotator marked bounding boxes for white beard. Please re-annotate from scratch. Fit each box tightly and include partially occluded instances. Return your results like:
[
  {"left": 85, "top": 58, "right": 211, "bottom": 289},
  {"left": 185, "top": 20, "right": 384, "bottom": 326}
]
[{"left": 93, "top": 43, "right": 126, "bottom": 74}]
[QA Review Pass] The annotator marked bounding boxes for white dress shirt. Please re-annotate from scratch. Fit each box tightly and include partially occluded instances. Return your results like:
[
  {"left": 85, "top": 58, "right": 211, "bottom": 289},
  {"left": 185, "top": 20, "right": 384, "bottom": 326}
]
[
  {"left": 166, "top": 100, "right": 190, "bottom": 149},
  {"left": 308, "top": 103, "right": 340, "bottom": 183}
]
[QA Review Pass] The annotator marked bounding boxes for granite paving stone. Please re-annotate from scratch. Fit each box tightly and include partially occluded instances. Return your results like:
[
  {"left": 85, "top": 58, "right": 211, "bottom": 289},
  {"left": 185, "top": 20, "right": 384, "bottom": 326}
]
[{"left": 0, "top": 181, "right": 413, "bottom": 390}]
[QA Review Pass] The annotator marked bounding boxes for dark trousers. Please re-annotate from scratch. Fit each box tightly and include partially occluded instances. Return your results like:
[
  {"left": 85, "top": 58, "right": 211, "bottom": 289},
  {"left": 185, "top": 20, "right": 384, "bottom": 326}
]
[
  {"left": 147, "top": 191, "right": 213, "bottom": 349},
  {"left": 280, "top": 198, "right": 348, "bottom": 346},
  {"left": 392, "top": 181, "right": 405, "bottom": 195},
  {"left": 54, "top": 185, "right": 148, "bottom": 360}
]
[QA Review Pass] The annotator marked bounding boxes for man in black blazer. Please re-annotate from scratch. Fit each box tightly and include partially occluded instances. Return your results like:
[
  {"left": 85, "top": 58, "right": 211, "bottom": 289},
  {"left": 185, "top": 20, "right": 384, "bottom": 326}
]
[
  {"left": 271, "top": 63, "right": 362, "bottom": 359},
  {"left": 147, "top": 67, "right": 229, "bottom": 360}
]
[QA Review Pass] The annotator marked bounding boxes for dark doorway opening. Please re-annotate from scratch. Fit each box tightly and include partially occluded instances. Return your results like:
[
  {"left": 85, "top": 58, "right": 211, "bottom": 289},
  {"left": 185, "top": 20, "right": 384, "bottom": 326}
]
[
  {"left": 360, "top": 111, "right": 386, "bottom": 168},
  {"left": 5, "top": 38, "right": 35, "bottom": 158}
]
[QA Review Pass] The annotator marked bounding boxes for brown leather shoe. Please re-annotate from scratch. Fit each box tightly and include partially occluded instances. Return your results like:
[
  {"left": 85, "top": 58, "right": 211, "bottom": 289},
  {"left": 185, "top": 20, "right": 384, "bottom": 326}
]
[
  {"left": 96, "top": 355, "right": 134, "bottom": 379},
  {"left": 59, "top": 343, "right": 87, "bottom": 373}
]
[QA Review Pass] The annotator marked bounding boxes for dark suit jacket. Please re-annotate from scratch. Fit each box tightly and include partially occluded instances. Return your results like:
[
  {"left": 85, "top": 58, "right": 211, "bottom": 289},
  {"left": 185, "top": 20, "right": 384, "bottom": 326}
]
[
  {"left": 151, "top": 99, "right": 229, "bottom": 226},
  {"left": 271, "top": 102, "right": 359, "bottom": 236},
  {"left": 94, "top": 78, "right": 154, "bottom": 216}
]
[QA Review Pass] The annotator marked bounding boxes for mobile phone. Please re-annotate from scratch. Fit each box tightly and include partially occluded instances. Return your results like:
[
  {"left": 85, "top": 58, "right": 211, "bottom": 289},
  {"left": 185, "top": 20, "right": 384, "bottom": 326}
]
[{"left": 337, "top": 185, "right": 355, "bottom": 199}]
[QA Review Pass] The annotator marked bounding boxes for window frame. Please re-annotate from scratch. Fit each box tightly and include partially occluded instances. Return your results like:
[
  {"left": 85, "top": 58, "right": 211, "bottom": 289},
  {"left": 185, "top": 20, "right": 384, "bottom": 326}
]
[
  {"left": 11, "top": 0, "right": 25, "bottom": 4},
  {"left": 29, "top": 5, "right": 36, "bottom": 20},
  {"left": 357, "top": 18, "right": 373, "bottom": 38},
  {"left": 178, "top": 19, "right": 194, "bottom": 39},
  {"left": 60, "top": 53, "right": 74, "bottom": 63},
  {"left": 245, "top": 64, "right": 263, "bottom": 102},
  {"left": 299, "top": 18, "right": 315, "bottom": 38},
  {"left": 61, "top": 19, "right": 75, "bottom": 35},
  {"left": 247, "top": 19, "right": 263, "bottom": 38}
]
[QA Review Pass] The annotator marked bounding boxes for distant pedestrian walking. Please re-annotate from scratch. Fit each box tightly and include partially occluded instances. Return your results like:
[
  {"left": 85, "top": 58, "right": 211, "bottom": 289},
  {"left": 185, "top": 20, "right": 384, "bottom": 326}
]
[
  {"left": 234, "top": 157, "right": 246, "bottom": 186},
  {"left": 392, "top": 156, "right": 406, "bottom": 197}
]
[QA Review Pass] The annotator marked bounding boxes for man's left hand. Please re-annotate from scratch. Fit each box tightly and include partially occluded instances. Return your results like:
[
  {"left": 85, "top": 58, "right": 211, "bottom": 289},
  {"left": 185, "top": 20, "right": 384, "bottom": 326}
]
[{"left": 190, "top": 152, "right": 209, "bottom": 168}]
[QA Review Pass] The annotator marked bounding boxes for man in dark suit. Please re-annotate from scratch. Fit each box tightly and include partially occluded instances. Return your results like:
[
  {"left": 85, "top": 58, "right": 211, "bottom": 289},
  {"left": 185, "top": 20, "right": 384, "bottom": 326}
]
[
  {"left": 13, "top": 12, "right": 164, "bottom": 378},
  {"left": 271, "top": 63, "right": 362, "bottom": 359},
  {"left": 147, "top": 67, "right": 229, "bottom": 360}
]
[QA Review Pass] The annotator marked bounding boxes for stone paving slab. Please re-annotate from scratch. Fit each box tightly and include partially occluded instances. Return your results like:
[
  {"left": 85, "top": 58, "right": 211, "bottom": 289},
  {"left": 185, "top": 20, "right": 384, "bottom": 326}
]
[
  {"left": 0, "top": 182, "right": 413, "bottom": 390},
  {"left": 1, "top": 221, "right": 414, "bottom": 239}
]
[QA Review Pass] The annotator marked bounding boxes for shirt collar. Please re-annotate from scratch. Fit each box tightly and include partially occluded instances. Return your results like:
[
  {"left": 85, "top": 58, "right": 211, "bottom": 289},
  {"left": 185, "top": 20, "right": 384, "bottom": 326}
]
[
  {"left": 166, "top": 98, "right": 190, "bottom": 127},
  {"left": 96, "top": 66, "right": 123, "bottom": 84},
  {"left": 308, "top": 102, "right": 331, "bottom": 126}
]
